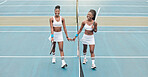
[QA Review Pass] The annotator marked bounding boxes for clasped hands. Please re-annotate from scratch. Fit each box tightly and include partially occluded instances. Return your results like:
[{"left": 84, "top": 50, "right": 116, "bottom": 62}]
[{"left": 67, "top": 37, "right": 76, "bottom": 41}]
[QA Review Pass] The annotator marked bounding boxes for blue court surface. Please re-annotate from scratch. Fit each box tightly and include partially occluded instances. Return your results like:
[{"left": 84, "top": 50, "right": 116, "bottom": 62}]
[
  {"left": 0, "top": 26, "right": 148, "bottom": 77},
  {"left": 0, "top": 0, "right": 148, "bottom": 16},
  {"left": 0, "top": 0, "right": 148, "bottom": 77}
]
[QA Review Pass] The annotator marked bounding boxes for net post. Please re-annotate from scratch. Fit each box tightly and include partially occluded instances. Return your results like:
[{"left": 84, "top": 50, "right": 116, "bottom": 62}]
[
  {"left": 76, "top": 0, "right": 84, "bottom": 77},
  {"left": 76, "top": 0, "right": 80, "bottom": 57}
]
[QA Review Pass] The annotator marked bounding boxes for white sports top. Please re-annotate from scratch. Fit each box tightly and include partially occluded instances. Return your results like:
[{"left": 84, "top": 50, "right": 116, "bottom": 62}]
[
  {"left": 84, "top": 23, "right": 93, "bottom": 31},
  {"left": 53, "top": 16, "right": 63, "bottom": 27}
]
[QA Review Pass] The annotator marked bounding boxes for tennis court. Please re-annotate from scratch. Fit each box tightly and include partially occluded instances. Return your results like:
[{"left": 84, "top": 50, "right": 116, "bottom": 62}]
[{"left": 0, "top": 0, "right": 148, "bottom": 77}]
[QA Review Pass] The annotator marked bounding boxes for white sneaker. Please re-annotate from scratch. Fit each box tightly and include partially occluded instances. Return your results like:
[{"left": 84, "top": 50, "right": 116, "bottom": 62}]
[
  {"left": 52, "top": 58, "right": 56, "bottom": 64},
  {"left": 91, "top": 64, "right": 96, "bottom": 69},
  {"left": 61, "top": 62, "right": 68, "bottom": 68},
  {"left": 83, "top": 59, "right": 88, "bottom": 64}
]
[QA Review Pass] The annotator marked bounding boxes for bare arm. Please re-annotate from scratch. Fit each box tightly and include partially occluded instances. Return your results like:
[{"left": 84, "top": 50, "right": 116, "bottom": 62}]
[
  {"left": 50, "top": 17, "right": 54, "bottom": 35},
  {"left": 49, "top": 17, "right": 54, "bottom": 42},
  {"left": 93, "top": 22, "right": 97, "bottom": 32},
  {"left": 73, "top": 21, "right": 85, "bottom": 40},
  {"left": 62, "top": 17, "right": 68, "bottom": 38}
]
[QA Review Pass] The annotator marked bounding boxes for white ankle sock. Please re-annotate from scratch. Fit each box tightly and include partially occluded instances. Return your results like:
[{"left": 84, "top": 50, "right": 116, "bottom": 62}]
[
  {"left": 92, "top": 60, "right": 95, "bottom": 64},
  {"left": 84, "top": 55, "right": 86, "bottom": 59},
  {"left": 53, "top": 55, "right": 55, "bottom": 59},
  {"left": 61, "top": 56, "right": 65, "bottom": 64},
  {"left": 92, "top": 57, "right": 95, "bottom": 64},
  {"left": 84, "top": 53, "right": 86, "bottom": 59},
  {"left": 62, "top": 60, "right": 65, "bottom": 64}
]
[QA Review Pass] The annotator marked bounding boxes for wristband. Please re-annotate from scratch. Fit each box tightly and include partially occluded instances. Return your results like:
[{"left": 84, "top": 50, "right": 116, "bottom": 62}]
[
  {"left": 75, "top": 34, "right": 78, "bottom": 37},
  {"left": 51, "top": 34, "right": 54, "bottom": 38}
]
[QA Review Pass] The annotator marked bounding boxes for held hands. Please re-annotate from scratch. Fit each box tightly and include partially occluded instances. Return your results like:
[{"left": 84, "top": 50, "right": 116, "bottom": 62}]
[
  {"left": 72, "top": 37, "right": 76, "bottom": 41},
  {"left": 67, "top": 37, "right": 73, "bottom": 41},
  {"left": 67, "top": 33, "right": 78, "bottom": 41},
  {"left": 67, "top": 37, "right": 76, "bottom": 41}
]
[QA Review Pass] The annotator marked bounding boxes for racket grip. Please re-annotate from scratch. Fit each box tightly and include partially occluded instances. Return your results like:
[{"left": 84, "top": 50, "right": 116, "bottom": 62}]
[{"left": 50, "top": 51, "right": 52, "bottom": 55}]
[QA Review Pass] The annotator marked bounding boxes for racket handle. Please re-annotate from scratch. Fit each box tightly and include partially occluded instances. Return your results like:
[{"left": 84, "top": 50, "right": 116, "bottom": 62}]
[{"left": 50, "top": 51, "right": 52, "bottom": 55}]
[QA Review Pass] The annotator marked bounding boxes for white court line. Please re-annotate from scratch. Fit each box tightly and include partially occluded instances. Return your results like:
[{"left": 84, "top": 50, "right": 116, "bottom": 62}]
[
  {"left": 0, "top": 56, "right": 77, "bottom": 58},
  {"left": 0, "top": 12, "right": 148, "bottom": 14},
  {"left": 0, "top": 31, "right": 148, "bottom": 33},
  {"left": 0, "top": 31, "right": 51, "bottom": 32},
  {"left": 6, "top": 0, "right": 144, "bottom": 1},
  {"left": 0, "top": 26, "right": 148, "bottom": 27},
  {"left": 99, "top": 26, "right": 148, "bottom": 27},
  {"left": 0, "top": 15, "right": 148, "bottom": 18},
  {"left": 0, "top": 12, "right": 75, "bottom": 14},
  {"left": 1, "top": 5, "right": 148, "bottom": 7},
  {"left": 80, "top": 5, "right": 148, "bottom": 7},
  {"left": 0, "top": 0, "right": 7, "bottom": 5},
  {"left": 84, "top": 56, "right": 148, "bottom": 59},
  {"left": 8, "top": 0, "right": 75, "bottom": 1},
  {"left": 102, "top": 13, "right": 148, "bottom": 14},
  {"left": 1, "top": 56, "right": 148, "bottom": 59},
  {"left": 80, "top": 0, "right": 146, "bottom": 1},
  {"left": 0, "top": 5, "right": 75, "bottom": 6}
]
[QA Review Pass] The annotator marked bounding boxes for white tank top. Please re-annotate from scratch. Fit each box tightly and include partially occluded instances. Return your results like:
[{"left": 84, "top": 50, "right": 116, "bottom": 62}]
[
  {"left": 84, "top": 23, "right": 93, "bottom": 31},
  {"left": 53, "top": 16, "right": 63, "bottom": 27}
]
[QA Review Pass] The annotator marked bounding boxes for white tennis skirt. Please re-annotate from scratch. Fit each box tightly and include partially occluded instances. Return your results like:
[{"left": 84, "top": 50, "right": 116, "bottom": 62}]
[
  {"left": 81, "top": 34, "right": 95, "bottom": 45},
  {"left": 48, "top": 31, "right": 63, "bottom": 42}
]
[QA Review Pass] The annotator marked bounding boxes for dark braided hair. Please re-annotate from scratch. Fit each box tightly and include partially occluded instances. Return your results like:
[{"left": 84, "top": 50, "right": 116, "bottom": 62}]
[
  {"left": 89, "top": 9, "right": 96, "bottom": 20},
  {"left": 55, "top": 5, "right": 60, "bottom": 10}
]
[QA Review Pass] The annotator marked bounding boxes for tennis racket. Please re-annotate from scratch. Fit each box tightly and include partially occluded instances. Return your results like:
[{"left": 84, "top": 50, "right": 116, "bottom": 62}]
[
  {"left": 49, "top": 41, "right": 54, "bottom": 55},
  {"left": 93, "top": 8, "right": 101, "bottom": 25}
]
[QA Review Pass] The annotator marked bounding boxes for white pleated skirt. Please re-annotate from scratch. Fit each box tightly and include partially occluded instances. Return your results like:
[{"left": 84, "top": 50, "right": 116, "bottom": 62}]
[
  {"left": 48, "top": 31, "right": 63, "bottom": 42},
  {"left": 81, "top": 34, "right": 95, "bottom": 45}
]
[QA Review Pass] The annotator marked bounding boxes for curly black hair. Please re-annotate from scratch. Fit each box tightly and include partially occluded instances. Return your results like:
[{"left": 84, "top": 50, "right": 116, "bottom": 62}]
[
  {"left": 89, "top": 9, "right": 96, "bottom": 20},
  {"left": 55, "top": 5, "right": 60, "bottom": 10}
]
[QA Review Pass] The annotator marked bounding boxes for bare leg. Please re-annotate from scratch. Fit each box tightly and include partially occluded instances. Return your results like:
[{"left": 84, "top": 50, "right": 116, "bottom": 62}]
[
  {"left": 58, "top": 41, "right": 64, "bottom": 56},
  {"left": 83, "top": 44, "right": 87, "bottom": 59},
  {"left": 89, "top": 45, "right": 95, "bottom": 58},
  {"left": 58, "top": 41, "right": 67, "bottom": 68},
  {"left": 89, "top": 45, "right": 96, "bottom": 68},
  {"left": 83, "top": 44, "right": 88, "bottom": 64},
  {"left": 52, "top": 42, "right": 56, "bottom": 63},
  {"left": 52, "top": 42, "right": 56, "bottom": 55}
]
